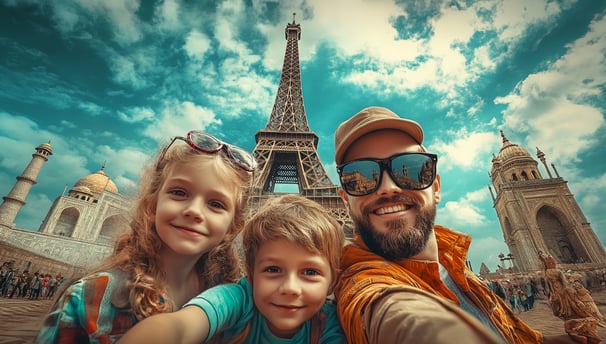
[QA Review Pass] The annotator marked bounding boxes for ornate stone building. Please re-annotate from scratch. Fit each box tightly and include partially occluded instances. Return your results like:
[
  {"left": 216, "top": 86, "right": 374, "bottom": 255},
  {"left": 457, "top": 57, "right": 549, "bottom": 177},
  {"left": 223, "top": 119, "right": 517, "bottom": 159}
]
[
  {"left": 0, "top": 142, "right": 131, "bottom": 277},
  {"left": 38, "top": 165, "right": 130, "bottom": 245},
  {"left": 488, "top": 131, "right": 606, "bottom": 273}
]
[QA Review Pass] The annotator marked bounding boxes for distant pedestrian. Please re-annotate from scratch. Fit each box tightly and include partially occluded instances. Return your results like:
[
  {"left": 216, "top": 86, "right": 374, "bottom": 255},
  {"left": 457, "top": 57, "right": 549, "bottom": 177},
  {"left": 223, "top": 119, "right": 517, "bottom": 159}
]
[
  {"left": 40, "top": 274, "right": 50, "bottom": 298},
  {"left": 1, "top": 269, "right": 15, "bottom": 296},
  {"left": 20, "top": 271, "right": 31, "bottom": 298},
  {"left": 9, "top": 271, "right": 26, "bottom": 298},
  {"left": 7, "top": 271, "right": 19, "bottom": 297},
  {"left": 525, "top": 280, "right": 536, "bottom": 310},
  {"left": 29, "top": 272, "right": 41, "bottom": 300},
  {"left": 47, "top": 274, "right": 58, "bottom": 299}
]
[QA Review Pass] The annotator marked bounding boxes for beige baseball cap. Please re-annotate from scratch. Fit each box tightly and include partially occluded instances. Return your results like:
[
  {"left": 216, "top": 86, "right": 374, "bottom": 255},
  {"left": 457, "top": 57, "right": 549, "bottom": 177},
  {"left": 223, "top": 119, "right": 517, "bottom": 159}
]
[{"left": 334, "top": 106, "right": 424, "bottom": 165}]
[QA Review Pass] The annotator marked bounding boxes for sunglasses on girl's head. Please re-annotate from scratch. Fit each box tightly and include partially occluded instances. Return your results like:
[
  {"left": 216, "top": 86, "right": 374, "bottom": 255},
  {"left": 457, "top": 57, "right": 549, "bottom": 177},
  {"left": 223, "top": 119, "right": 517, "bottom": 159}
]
[
  {"left": 336, "top": 152, "right": 438, "bottom": 196},
  {"left": 162, "top": 130, "right": 257, "bottom": 172}
]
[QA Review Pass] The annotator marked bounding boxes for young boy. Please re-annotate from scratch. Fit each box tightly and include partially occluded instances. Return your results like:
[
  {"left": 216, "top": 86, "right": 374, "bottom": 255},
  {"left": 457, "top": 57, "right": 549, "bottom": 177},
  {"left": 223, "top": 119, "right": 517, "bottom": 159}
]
[{"left": 118, "top": 194, "right": 346, "bottom": 343}]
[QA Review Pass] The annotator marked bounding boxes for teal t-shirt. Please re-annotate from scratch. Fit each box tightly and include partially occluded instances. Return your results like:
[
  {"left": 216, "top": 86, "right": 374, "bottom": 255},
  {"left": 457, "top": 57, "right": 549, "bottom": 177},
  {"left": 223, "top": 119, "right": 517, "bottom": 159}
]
[{"left": 184, "top": 277, "right": 346, "bottom": 343}]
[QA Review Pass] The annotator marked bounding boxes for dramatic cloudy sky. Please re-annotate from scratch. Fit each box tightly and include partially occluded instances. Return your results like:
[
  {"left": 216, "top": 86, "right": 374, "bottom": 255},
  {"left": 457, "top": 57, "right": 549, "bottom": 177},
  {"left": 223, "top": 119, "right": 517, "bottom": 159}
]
[{"left": 1, "top": 0, "right": 605, "bottom": 272}]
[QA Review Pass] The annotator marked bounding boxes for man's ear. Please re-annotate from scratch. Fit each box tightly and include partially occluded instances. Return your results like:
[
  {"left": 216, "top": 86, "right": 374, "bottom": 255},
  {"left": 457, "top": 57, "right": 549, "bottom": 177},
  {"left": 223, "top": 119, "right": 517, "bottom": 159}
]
[{"left": 433, "top": 174, "right": 441, "bottom": 204}]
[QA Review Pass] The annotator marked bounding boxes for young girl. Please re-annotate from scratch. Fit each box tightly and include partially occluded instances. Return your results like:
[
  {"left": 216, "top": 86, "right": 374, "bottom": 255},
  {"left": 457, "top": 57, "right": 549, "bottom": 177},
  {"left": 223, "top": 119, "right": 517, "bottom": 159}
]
[
  {"left": 35, "top": 130, "right": 255, "bottom": 343},
  {"left": 118, "top": 194, "right": 346, "bottom": 343}
]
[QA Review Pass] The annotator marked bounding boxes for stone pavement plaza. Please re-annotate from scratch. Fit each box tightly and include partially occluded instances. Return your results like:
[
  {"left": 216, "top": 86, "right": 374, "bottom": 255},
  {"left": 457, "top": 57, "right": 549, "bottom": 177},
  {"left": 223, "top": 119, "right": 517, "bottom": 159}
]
[{"left": 0, "top": 291, "right": 604, "bottom": 343}]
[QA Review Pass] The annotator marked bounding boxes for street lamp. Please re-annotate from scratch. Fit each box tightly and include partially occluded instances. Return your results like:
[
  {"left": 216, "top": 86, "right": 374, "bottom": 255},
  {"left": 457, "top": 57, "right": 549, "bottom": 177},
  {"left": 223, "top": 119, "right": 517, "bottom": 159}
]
[{"left": 498, "top": 252, "right": 515, "bottom": 271}]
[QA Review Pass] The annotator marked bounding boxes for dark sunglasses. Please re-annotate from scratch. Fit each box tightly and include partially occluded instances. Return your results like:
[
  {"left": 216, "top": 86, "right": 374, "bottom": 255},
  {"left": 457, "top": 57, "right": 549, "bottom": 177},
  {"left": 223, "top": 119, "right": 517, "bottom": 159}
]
[
  {"left": 162, "top": 130, "right": 257, "bottom": 172},
  {"left": 337, "top": 152, "right": 438, "bottom": 196}
]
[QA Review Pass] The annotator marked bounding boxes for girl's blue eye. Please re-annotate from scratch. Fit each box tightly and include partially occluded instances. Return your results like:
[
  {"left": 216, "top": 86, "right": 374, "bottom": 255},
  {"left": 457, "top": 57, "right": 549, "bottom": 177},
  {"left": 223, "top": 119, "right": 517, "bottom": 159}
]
[
  {"left": 169, "top": 189, "right": 186, "bottom": 197},
  {"left": 209, "top": 200, "right": 226, "bottom": 210},
  {"left": 303, "top": 269, "right": 320, "bottom": 276},
  {"left": 263, "top": 266, "right": 280, "bottom": 273}
]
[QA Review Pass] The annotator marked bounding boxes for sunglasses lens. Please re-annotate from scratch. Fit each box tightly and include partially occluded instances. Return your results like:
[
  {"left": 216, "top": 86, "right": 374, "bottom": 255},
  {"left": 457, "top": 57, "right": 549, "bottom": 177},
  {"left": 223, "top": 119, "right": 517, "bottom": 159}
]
[
  {"left": 189, "top": 131, "right": 222, "bottom": 152},
  {"left": 390, "top": 154, "right": 436, "bottom": 190},
  {"left": 339, "top": 153, "right": 436, "bottom": 196},
  {"left": 339, "top": 160, "right": 381, "bottom": 196},
  {"left": 228, "top": 145, "right": 257, "bottom": 171}
]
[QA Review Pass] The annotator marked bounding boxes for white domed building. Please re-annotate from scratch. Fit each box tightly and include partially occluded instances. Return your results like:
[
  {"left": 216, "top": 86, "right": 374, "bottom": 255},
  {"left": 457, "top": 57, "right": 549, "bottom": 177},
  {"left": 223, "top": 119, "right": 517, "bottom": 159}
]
[
  {"left": 39, "top": 165, "right": 130, "bottom": 245},
  {"left": 0, "top": 144, "right": 132, "bottom": 276}
]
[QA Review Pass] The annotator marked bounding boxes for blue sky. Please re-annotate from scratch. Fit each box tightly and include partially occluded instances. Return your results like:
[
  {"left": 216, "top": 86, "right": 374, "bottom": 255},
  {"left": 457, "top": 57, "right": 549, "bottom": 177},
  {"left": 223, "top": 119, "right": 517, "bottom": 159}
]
[{"left": 1, "top": 0, "right": 605, "bottom": 272}]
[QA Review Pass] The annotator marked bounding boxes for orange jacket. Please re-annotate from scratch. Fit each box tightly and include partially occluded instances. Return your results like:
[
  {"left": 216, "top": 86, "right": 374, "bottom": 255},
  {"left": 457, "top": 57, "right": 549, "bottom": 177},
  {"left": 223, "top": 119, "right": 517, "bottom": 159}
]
[{"left": 335, "top": 225, "right": 543, "bottom": 343}]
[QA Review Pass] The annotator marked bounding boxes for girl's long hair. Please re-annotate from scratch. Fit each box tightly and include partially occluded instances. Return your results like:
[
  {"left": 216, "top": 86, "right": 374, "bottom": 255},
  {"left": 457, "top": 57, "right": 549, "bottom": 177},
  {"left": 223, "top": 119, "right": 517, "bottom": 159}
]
[{"left": 96, "top": 141, "right": 253, "bottom": 320}]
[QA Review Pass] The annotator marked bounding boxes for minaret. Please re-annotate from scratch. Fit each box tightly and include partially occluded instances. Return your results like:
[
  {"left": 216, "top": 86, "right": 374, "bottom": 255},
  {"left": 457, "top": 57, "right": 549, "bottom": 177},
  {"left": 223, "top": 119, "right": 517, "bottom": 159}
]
[
  {"left": 0, "top": 141, "right": 53, "bottom": 228},
  {"left": 250, "top": 14, "right": 349, "bottom": 226}
]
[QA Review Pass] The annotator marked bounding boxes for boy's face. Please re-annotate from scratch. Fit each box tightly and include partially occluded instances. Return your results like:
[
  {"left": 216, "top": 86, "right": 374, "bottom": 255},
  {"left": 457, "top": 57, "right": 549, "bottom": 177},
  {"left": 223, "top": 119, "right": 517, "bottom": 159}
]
[{"left": 251, "top": 238, "right": 332, "bottom": 339}]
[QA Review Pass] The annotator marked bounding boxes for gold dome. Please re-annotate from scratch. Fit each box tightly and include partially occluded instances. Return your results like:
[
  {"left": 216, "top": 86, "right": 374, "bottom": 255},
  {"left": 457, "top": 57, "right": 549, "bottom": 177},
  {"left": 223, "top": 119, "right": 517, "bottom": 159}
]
[
  {"left": 496, "top": 131, "right": 532, "bottom": 162},
  {"left": 71, "top": 185, "right": 93, "bottom": 195},
  {"left": 73, "top": 167, "right": 118, "bottom": 194}
]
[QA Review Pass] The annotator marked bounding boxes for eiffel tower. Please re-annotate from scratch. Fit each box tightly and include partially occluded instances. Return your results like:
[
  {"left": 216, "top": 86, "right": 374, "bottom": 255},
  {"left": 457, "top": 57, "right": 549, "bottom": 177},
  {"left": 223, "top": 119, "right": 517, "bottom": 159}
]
[{"left": 249, "top": 14, "right": 349, "bottom": 226}]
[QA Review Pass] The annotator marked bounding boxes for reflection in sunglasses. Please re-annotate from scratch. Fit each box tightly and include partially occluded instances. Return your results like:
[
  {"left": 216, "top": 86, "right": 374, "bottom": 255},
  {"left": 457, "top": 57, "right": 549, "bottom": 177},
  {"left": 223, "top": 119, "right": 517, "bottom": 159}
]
[{"left": 337, "top": 152, "right": 437, "bottom": 196}]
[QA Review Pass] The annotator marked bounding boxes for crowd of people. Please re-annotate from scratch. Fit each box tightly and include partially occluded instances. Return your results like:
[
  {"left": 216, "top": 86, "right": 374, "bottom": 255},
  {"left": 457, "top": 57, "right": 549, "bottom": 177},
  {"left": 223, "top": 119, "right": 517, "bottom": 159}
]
[
  {"left": 488, "top": 278, "right": 538, "bottom": 314},
  {"left": 28, "top": 107, "right": 593, "bottom": 343},
  {"left": 0, "top": 262, "right": 65, "bottom": 300}
]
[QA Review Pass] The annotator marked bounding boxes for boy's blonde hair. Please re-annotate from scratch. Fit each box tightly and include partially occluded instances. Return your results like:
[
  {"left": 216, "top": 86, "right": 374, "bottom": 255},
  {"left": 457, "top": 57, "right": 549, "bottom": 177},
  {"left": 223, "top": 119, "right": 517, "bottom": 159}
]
[
  {"left": 101, "top": 140, "right": 253, "bottom": 320},
  {"left": 243, "top": 194, "right": 344, "bottom": 284}
]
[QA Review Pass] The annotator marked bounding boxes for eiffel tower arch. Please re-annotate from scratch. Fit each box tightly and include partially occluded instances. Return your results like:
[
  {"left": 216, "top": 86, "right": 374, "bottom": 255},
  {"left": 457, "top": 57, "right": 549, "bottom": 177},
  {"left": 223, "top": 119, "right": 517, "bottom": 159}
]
[{"left": 249, "top": 15, "right": 349, "bottom": 227}]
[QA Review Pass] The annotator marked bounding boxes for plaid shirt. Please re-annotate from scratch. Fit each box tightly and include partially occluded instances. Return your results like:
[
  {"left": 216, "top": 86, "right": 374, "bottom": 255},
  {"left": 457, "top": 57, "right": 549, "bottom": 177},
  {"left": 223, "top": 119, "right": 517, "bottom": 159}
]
[{"left": 35, "top": 270, "right": 137, "bottom": 344}]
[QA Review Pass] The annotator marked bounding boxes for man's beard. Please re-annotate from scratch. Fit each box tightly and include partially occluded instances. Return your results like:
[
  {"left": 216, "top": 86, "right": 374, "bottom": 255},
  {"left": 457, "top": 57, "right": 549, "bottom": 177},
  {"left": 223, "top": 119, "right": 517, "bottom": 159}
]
[{"left": 350, "top": 195, "right": 437, "bottom": 261}]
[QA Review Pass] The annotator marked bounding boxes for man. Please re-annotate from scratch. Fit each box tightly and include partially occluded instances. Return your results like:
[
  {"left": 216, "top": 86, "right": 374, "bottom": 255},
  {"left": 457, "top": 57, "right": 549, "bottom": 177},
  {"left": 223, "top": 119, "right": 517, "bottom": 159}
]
[{"left": 333, "top": 106, "right": 581, "bottom": 343}]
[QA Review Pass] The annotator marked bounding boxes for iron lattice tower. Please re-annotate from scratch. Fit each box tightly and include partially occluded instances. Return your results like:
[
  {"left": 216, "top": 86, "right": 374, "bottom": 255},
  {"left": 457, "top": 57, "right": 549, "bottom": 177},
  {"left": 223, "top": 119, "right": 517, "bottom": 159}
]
[{"left": 250, "top": 15, "right": 349, "bottom": 226}]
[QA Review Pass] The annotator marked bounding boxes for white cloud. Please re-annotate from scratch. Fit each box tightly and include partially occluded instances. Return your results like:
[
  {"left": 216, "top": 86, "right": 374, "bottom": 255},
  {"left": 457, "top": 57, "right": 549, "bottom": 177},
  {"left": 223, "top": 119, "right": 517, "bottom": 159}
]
[
  {"left": 440, "top": 199, "right": 486, "bottom": 227},
  {"left": 306, "top": 0, "right": 412, "bottom": 63},
  {"left": 469, "top": 45, "right": 496, "bottom": 75},
  {"left": 97, "top": 0, "right": 142, "bottom": 45},
  {"left": 259, "top": 1, "right": 529, "bottom": 104},
  {"left": 172, "top": 0, "right": 275, "bottom": 118},
  {"left": 92, "top": 144, "right": 149, "bottom": 192},
  {"left": 77, "top": 101, "right": 105, "bottom": 116},
  {"left": 50, "top": 3, "right": 80, "bottom": 33},
  {"left": 431, "top": 130, "right": 500, "bottom": 171},
  {"left": 47, "top": 120, "right": 78, "bottom": 133},
  {"left": 109, "top": 54, "right": 144, "bottom": 89},
  {"left": 567, "top": 173, "right": 606, "bottom": 216},
  {"left": 427, "top": 5, "right": 481, "bottom": 89},
  {"left": 155, "top": 0, "right": 181, "bottom": 32},
  {"left": 117, "top": 107, "right": 155, "bottom": 124},
  {"left": 143, "top": 101, "right": 222, "bottom": 141},
  {"left": 438, "top": 187, "right": 492, "bottom": 229},
  {"left": 184, "top": 30, "right": 211, "bottom": 60},
  {"left": 496, "top": 12, "right": 606, "bottom": 166},
  {"left": 214, "top": 1, "right": 253, "bottom": 58},
  {"left": 527, "top": 100, "right": 602, "bottom": 161},
  {"left": 50, "top": 1, "right": 142, "bottom": 45},
  {"left": 491, "top": 0, "right": 564, "bottom": 43}
]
